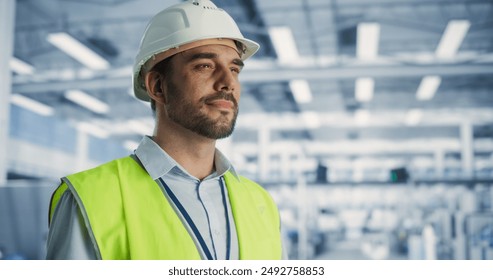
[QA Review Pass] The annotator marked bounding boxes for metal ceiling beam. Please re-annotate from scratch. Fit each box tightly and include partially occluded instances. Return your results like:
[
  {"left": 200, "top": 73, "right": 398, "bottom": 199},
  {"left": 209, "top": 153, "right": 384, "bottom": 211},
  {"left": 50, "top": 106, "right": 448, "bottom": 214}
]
[
  {"left": 333, "top": 0, "right": 493, "bottom": 6},
  {"left": 12, "top": 62, "right": 493, "bottom": 93},
  {"left": 260, "top": 0, "right": 493, "bottom": 11},
  {"left": 236, "top": 110, "right": 493, "bottom": 129},
  {"left": 232, "top": 138, "right": 493, "bottom": 157},
  {"left": 241, "top": 63, "right": 493, "bottom": 83},
  {"left": 13, "top": 76, "right": 129, "bottom": 93}
]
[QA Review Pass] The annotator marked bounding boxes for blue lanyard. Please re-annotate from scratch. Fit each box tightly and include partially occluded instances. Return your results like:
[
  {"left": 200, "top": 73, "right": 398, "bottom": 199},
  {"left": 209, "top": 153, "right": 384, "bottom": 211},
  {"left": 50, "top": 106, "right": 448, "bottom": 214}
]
[
  {"left": 220, "top": 177, "right": 231, "bottom": 260},
  {"left": 158, "top": 176, "right": 231, "bottom": 260}
]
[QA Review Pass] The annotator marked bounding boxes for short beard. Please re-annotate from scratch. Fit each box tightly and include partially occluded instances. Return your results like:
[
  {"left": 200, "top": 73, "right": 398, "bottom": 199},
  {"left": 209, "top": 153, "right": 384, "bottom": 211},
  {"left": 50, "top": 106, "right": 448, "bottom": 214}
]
[{"left": 165, "top": 79, "right": 238, "bottom": 139}]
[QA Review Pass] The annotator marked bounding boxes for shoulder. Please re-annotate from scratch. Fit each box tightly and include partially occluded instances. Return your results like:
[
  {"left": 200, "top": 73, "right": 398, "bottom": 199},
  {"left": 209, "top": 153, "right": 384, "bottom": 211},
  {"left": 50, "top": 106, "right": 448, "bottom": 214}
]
[
  {"left": 72, "top": 156, "right": 133, "bottom": 175},
  {"left": 231, "top": 174, "right": 276, "bottom": 204},
  {"left": 236, "top": 175, "right": 265, "bottom": 192},
  {"left": 66, "top": 156, "right": 134, "bottom": 182}
]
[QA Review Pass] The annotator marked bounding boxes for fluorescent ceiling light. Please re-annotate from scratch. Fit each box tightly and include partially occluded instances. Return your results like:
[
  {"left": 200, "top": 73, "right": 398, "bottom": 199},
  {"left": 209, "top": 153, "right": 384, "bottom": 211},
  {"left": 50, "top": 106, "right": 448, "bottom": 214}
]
[
  {"left": 289, "top": 80, "right": 312, "bottom": 103},
  {"left": 405, "top": 109, "right": 423, "bottom": 126},
  {"left": 268, "top": 27, "right": 299, "bottom": 63},
  {"left": 355, "top": 77, "right": 374, "bottom": 102},
  {"left": 77, "top": 122, "right": 109, "bottom": 139},
  {"left": 355, "top": 109, "right": 371, "bottom": 126},
  {"left": 123, "top": 140, "right": 139, "bottom": 151},
  {"left": 416, "top": 76, "right": 441, "bottom": 100},
  {"left": 435, "top": 20, "right": 470, "bottom": 59},
  {"left": 10, "top": 94, "right": 54, "bottom": 116},
  {"left": 127, "top": 120, "right": 153, "bottom": 135},
  {"left": 65, "top": 89, "right": 110, "bottom": 114},
  {"left": 9, "top": 57, "right": 35, "bottom": 75},
  {"left": 357, "top": 23, "right": 380, "bottom": 60},
  {"left": 301, "top": 112, "right": 321, "bottom": 129},
  {"left": 47, "top": 32, "right": 110, "bottom": 70}
]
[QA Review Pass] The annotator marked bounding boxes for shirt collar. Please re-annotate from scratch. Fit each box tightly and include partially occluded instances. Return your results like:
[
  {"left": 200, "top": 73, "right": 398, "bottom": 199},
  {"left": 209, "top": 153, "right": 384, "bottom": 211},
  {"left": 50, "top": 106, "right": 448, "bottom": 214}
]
[{"left": 134, "top": 136, "right": 239, "bottom": 181}]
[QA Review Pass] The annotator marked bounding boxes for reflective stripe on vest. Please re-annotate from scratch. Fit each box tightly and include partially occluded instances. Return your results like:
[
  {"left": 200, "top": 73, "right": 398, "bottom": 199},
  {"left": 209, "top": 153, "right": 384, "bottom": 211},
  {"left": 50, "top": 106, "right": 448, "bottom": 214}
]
[{"left": 49, "top": 156, "right": 282, "bottom": 260}]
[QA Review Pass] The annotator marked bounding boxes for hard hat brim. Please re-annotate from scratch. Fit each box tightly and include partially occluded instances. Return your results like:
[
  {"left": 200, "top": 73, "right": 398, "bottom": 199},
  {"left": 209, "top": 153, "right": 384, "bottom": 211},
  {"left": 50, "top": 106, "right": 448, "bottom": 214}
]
[{"left": 133, "top": 37, "right": 259, "bottom": 102}]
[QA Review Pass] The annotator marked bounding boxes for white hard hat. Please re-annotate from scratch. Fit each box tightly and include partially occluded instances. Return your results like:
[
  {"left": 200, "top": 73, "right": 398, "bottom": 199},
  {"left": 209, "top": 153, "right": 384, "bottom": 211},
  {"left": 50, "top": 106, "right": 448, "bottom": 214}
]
[{"left": 133, "top": 0, "right": 260, "bottom": 101}]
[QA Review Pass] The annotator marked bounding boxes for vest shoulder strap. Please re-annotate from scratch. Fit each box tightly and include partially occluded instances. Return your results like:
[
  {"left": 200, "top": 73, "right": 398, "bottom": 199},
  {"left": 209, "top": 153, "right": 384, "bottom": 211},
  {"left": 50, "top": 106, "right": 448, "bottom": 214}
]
[
  {"left": 223, "top": 172, "right": 282, "bottom": 259},
  {"left": 69, "top": 156, "right": 201, "bottom": 259}
]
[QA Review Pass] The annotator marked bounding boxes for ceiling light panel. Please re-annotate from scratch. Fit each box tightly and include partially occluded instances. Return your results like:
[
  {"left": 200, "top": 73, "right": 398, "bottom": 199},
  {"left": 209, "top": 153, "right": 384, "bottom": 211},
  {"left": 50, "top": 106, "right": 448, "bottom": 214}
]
[
  {"left": 357, "top": 23, "right": 380, "bottom": 60},
  {"left": 65, "top": 90, "right": 110, "bottom": 114},
  {"left": 9, "top": 57, "right": 35, "bottom": 75},
  {"left": 355, "top": 77, "right": 374, "bottom": 102},
  {"left": 124, "top": 140, "right": 139, "bottom": 151},
  {"left": 355, "top": 109, "right": 371, "bottom": 126},
  {"left": 289, "top": 80, "right": 313, "bottom": 103},
  {"left": 416, "top": 76, "right": 441, "bottom": 101},
  {"left": 405, "top": 109, "right": 423, "bottom": 126},
  {"left": 435, "top": 20, "right": 471, "bottom": 59},
  {"left": 302, "top": 112, "right": 321, "bottom": 129},
  {"left": 77, "top": 122, "right": 109, "bottom": 139},
  {"left": 11, "top": 94, "right": 54, "bottom": 116},
  {"left": 127, "top": 120, "right": 153, "bottom": 135},
  {"left": 268, "top": 27, "right": 299, "bottom": 63},
  {"left": 47, "top": 32, "right": 110, "bottom": 70}
]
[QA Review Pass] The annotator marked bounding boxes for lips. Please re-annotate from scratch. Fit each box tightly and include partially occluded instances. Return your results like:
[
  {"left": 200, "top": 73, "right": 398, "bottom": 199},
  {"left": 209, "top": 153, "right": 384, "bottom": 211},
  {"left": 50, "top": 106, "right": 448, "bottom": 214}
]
[
  {"left": 203, "top": 92, "right": 237, "bottom": 111},
  {"left": 206, "top": 99, "right": 234, "bottom": 109}
]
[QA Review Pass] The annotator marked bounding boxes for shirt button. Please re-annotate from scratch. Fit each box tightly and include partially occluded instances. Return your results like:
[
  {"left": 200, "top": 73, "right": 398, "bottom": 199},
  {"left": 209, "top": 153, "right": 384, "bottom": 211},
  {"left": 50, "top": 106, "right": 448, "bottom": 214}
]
[{"left": 214, "top": 230, "right": 220, "bottom": 235}]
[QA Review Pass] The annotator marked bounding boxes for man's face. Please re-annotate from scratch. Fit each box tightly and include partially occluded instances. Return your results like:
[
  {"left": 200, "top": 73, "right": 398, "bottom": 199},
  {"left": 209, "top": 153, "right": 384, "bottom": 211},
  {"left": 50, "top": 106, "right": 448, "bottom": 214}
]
[{"left": 162, "top": 44, "right": 243, "bottom": 139}]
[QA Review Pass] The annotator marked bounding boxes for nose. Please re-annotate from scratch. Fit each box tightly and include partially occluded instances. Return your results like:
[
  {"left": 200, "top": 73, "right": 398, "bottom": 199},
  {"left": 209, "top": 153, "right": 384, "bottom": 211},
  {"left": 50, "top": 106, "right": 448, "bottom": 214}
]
[{"left": 214, "top": 66, "right": 238, "bottom": 93}]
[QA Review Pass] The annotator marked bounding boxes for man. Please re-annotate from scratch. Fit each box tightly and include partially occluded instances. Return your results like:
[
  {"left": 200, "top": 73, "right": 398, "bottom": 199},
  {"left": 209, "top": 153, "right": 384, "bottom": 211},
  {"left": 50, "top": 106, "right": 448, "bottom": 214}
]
[{"left": 46, "top": 0, "right": 284, "bottom": 260}]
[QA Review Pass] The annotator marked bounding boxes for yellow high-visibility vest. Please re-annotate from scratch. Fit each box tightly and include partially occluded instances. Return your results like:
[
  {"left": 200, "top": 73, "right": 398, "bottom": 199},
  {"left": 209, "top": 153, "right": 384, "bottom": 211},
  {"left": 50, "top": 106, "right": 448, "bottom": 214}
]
[{"left": 49, "top": 156, "right": 282, "bottom": 260}]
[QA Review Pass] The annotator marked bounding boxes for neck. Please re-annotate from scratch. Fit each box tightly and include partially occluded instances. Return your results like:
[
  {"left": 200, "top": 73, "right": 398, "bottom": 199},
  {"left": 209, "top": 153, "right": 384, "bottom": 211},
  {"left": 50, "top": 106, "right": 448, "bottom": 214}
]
[{"left": 153, "top": 120, "right": 216, "bottom": 180}]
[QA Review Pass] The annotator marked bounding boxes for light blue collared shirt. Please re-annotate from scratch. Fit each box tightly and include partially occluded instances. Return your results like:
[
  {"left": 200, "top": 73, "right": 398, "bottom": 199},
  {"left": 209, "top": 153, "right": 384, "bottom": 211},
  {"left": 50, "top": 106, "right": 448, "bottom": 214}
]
[
  {"left": 134, "top": 136, "right": 240, "bottom": 259},
  {"left": 47, "top": 136, "right": 240, "bottom": 259}
]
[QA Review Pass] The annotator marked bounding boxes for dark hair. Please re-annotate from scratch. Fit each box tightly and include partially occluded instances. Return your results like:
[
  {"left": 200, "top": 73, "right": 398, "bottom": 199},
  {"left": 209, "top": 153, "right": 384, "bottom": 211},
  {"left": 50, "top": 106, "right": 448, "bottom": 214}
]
[{"left": 147, "top": 56, "right": 174, "bottom": 116}]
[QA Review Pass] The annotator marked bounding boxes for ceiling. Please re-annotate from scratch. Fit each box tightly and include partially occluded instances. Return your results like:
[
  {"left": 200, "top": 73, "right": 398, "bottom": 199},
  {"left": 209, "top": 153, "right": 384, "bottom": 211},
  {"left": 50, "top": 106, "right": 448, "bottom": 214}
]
[{"left": 8, "top": 0, "right": 493, "bottom": 181}]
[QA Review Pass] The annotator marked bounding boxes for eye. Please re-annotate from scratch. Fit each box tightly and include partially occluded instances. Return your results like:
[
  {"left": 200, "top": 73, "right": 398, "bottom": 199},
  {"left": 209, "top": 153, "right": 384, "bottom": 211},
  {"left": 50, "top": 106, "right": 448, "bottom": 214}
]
[
  {"left": 195, "top": 63, "right": 214, "bottom": 70},
  {"left": 231, "top": 67, "right": 241, "bottom": 74}
]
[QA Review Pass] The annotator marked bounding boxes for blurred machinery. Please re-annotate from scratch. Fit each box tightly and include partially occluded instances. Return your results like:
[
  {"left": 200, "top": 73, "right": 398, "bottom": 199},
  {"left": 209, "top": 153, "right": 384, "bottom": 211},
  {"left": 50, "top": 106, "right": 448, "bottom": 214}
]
[{"left": 270, "top": 177, "right": 493, "bottom": 260}]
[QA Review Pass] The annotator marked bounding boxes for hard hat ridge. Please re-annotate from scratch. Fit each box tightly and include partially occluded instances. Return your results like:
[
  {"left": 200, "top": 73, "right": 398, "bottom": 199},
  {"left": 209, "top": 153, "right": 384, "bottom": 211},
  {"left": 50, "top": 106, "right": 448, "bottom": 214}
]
[{"left": 132, "top": 0, "right": 260, "bottom": 102}]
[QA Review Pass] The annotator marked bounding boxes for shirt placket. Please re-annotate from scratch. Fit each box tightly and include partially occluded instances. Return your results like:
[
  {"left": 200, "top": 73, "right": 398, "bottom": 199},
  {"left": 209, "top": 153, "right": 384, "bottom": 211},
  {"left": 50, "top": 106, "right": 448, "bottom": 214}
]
[{"left": 198, "top": 180, "right": 226, "bottom": 260}]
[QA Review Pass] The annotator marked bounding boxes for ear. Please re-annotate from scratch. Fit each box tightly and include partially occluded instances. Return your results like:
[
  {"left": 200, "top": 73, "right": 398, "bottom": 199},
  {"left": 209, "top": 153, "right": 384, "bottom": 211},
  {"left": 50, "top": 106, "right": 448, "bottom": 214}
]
[{"left": 144, "top": 71, "right": 166, "bottom": 105}]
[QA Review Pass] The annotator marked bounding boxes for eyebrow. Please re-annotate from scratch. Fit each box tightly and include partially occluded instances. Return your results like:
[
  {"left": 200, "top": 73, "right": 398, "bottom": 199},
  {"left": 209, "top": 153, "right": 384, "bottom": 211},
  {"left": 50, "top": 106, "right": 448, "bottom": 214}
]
[{"left": 186, "top": 52, "right": 244, "bottom": 68}]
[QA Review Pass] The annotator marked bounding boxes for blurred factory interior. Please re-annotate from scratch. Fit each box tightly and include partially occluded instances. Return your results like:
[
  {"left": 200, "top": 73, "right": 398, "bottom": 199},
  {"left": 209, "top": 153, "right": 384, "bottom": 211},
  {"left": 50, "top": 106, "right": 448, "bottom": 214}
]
[{"left": 1, "top": 0, "right": 493, "bottom": 260}]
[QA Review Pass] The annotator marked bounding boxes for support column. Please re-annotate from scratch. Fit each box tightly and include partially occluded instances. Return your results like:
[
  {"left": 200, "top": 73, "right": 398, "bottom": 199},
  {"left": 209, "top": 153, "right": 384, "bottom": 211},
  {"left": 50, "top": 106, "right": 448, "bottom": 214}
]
[
  {"left": 423, "top": 224, "right": 437, "bottom": 260},
  {"left": 460, "top": 122, "right": 474, "bottom": 179},
  {"left": 434, "top": 149, "right": 445, "bottom": 179},
  {"left": 0, "top": 0, "right": 16, "bottom": 186},
  {"left": 296, "top": 156, "right": 308, "bottom": 260},
  {"left": 258, "top": 125, "right": 270, "bottom": 182},
  {"left": 491, "top": 179, "right": 493, "bottom": 212},
  {"left": 280, "top": 150, "right": 291, "bottom": 182}
]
